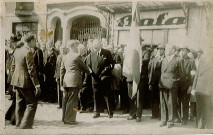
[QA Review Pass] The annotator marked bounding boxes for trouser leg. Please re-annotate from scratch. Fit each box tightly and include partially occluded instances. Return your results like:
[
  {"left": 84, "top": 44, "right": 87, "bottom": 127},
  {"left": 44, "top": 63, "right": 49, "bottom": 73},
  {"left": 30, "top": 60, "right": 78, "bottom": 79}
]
[
  {"left": 15, "top": 88, "right": 26, "bottom": 127},
  {"left": 93, "top": 85, "right": 104, "bottom": 114},
  {"left": 136, "top": 87, "right": 145, "bottom": 118},
  {"left": 151, "top": 85, "right": 160, "bottom": 118},
  {"left": 17, "top": 87, "right": 38, "bottom": 129},
  {"left": 167, "top": 89, "right": 177, "bottom": 124},
  {"left": 160, "top": 89, "right": 167, "bottom": 124},
  {"left": 63, "top": 88, "right": 79, "bottom": 122},
  {"left": 182, "top": 93, "right": 190, "bottom": 122},
  {"left": 128, "top": 81, "right": 136, "bottom": 117}
]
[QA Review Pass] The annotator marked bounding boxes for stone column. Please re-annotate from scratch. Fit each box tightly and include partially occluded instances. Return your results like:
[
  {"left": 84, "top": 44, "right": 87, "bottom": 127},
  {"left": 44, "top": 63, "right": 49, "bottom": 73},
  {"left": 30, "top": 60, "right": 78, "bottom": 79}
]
[
  {"left": 62, "top": 21, "right": 71, "bottom": 45},
  {"left": 114, "top": 30, "right": 119, "bottom": 47}
]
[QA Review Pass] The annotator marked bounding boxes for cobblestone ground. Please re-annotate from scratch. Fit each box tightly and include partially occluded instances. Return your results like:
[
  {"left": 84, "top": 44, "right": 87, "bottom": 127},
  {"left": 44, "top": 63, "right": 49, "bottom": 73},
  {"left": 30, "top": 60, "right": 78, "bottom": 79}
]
[{"left": 4, "top": 95, "right": 213, "bottom": 134}]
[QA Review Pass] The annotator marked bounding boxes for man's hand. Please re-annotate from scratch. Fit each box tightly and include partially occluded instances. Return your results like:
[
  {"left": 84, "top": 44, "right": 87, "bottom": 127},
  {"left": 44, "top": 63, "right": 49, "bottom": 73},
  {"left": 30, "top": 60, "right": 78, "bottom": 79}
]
[
  {"left": 191, "top": 90, "right": 196, "bottom": 96},
  {"left": 187, "top": 89, "right": 191, "bottom": 94},
  {"left": 149, "top": 85, "right": 153, "bottom": 91},
  {"left": 35, "top": 87, "right": 41, "bottom": 97},
  {"left": 61, "top": 86, "right": 65, "bottom": 91}
]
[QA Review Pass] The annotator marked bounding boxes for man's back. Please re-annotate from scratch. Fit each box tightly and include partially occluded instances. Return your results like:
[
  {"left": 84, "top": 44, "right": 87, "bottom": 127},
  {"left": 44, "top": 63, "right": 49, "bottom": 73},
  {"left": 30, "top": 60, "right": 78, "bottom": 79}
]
[{"left": 11, "top": 46, "right": 39, "bottom": 88}]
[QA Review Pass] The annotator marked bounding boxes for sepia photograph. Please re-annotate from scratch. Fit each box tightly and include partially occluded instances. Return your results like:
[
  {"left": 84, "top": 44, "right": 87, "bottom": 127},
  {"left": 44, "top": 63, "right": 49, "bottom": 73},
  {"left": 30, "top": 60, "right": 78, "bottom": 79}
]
[{"left": 0, "top": 0, "right": 213, "bottom": 134}]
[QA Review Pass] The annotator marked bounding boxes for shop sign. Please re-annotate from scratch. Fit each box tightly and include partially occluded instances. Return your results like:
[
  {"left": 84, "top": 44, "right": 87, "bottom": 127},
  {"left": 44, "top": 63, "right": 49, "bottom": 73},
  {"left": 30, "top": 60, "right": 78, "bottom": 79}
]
[{"left": 116, "top": 10, "right": 185, "bottom": 28}]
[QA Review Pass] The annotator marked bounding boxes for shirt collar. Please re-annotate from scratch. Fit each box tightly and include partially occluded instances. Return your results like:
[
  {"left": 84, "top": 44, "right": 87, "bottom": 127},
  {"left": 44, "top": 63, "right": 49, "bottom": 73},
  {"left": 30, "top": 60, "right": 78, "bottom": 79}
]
[{"left": 168, "top": 53, "right": 175, "bottom": 62}]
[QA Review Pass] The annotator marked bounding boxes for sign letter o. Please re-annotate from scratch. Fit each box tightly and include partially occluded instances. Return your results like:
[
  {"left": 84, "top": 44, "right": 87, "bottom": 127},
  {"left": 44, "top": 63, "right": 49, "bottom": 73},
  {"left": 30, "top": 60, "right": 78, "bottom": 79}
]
[{"left": 165, "top": 17, "right": 185, "bottom": 25}]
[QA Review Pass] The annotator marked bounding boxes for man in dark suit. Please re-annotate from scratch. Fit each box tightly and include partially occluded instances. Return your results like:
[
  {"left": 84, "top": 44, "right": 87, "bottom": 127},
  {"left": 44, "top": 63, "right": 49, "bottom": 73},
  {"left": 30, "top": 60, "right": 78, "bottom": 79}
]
[
  {"left": 159, "top": 44, "right": 180, "bottom": 128},
  {"left": 177, "top": 47, "right": 196, "bottom": 125},
  {"left": 127, "top": 45, "right": 151, "bottom": 122},
  {"left": 191, "top": 49, "right": 213, "bottom": 129},
  {"left": 32, "top": 43, "right": 45, "bottom": 98},
  {"left": 148, "top": 44, "right": 165, "bottom": 119},
  {"left": 85, "top": 39, "right": 114, "bottom": 118},
  {"left": 10, "top": 33, "right": 41, "bottom": 129},
  {"left": 43, "top": 40, "right": 57, "bottom": 103}
]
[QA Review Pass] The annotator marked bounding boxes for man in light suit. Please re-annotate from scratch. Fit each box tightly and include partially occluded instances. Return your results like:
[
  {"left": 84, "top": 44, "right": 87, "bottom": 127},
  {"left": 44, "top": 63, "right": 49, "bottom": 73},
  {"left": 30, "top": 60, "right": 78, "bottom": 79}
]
[
  {"left": 159, "top": 44, "right": 180, "bottom": 128},
  {"left": 55, "top": 45, "right": 67, "bottom": 109},
  {"left": 60, "top": 40, "right": 91, "bottom": 124},
  {"left": 85, "top": 39, "right": 114, "bottom": 118},
  {"left": 191, "top": 49, "right": 213, "bottom": 129},
  {"left": 10, "top": 33, "right": 41, "bottom": 129}
]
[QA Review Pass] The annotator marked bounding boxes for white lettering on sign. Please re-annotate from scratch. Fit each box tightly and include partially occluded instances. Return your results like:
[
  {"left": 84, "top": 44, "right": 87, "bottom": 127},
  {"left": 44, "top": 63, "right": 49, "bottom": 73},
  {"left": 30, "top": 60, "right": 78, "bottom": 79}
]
[{"left": 115, "top": 10, "right": 185, "bottom": 28}]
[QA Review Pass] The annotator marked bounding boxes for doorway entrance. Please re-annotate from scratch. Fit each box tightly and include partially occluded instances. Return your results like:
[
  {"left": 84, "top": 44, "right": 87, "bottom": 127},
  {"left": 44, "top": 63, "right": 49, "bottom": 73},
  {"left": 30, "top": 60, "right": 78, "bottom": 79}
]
[{"left": 70, "top": 16, "right": 101, "bottom": 44}]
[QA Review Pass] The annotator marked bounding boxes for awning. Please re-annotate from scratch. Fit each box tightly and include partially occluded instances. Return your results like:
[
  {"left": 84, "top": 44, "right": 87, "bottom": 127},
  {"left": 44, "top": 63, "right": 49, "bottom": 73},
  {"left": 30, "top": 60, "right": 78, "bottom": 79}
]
[{"left": 94, "top": 1, "right": 205, "bottom": 14}]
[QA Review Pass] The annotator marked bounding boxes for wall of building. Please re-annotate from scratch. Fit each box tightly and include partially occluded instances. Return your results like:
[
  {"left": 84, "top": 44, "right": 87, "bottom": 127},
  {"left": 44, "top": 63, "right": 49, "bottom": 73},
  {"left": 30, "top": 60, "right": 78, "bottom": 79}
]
[
  {"left": 4, "top": 2, "right": 46, "bottom": 43},
  {"left": 187, "top": 6, "right": 209, "bottom": 51}
]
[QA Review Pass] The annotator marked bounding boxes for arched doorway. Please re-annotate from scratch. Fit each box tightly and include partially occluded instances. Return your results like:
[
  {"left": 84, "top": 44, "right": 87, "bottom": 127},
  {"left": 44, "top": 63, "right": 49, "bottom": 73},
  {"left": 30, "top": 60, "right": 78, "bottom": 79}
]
[
  {"left": 54, "top": 19, "right": 63, "bottom": 44},
  {"left": 70, "top": 16, "right": 101, "bottom": 44}
]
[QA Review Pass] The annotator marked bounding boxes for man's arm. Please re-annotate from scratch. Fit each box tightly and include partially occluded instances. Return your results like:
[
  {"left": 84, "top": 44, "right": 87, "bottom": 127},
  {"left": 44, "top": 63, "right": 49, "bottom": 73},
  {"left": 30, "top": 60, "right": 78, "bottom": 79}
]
[
  {"left": 37, "top": 49, "right": 45, "bottom": 73},
  {"left": 26, "top": 52, "right": 40, "bottom": 87},
  {"left": 60, "top": 56, "right": 66, "bottom": 86},
  {"left": 26, "top": 51, "right": 41, "bottom": 97}
]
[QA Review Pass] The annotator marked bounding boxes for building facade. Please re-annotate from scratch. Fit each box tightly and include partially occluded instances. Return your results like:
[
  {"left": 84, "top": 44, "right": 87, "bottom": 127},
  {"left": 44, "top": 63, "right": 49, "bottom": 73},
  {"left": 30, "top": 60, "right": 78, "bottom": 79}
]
[{"left": 3, "top": 1, "right": 213, "bottom": 50}]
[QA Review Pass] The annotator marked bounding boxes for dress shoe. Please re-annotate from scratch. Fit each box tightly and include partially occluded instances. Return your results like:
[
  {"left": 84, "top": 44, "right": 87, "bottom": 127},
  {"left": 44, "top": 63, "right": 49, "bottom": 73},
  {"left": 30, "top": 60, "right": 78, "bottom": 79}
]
[
  {"left": 123, "top": 109, "right": 129, "bottom": 114},
  {"left": 150, "top": 116, "right": 159, "bottom": 119},
  {"left": 109, "top": 112, "right": 113, "bottom": 118},
  {"left": 159, "top": 122, "right": 167, "bottom": 127},
  {"left": 89, "top": 107, "right": 94, "bottom": 112},
  {"left": 73, "top": 108, "right": 81, "bottom": 112},
  {"left": 93, "top": 113, "right": 100, "bottom": 118},
  {"left": 181, "top": 121, "right": 188, "bottom": 125},
  {"left": 174, "top": 119, "right": 181, "bottom": 123},
  {"left": 80, "top": 108, "right": 87, "bottom": 113},
  {"left": 127, "top": 116, "right": 136, "bottom": 120},
  {"left": 136, "top": 117, "right": 141, "bottom": 122},
  {"left": 64, "top": 121, "right": 78, "bottom": 125},
  {"left": 109, "top": 114, "right": 113, "bottom": 118},
  {"left": 167, "top": 123, "right": 174, "bottom": 128}
]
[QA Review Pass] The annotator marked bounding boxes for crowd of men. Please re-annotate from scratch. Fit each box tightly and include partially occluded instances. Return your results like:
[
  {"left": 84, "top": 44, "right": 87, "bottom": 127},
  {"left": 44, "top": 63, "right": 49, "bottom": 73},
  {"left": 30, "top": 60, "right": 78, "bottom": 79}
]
[{"left": 5, "top": 32, "right": 213, "bottom": 129}]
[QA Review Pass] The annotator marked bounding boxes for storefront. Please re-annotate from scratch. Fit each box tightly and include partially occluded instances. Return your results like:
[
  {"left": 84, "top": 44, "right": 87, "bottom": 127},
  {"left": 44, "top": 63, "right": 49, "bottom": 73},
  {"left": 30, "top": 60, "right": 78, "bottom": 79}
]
[{"left": 114, "top": 9, "right": 187, "bottom": 47}]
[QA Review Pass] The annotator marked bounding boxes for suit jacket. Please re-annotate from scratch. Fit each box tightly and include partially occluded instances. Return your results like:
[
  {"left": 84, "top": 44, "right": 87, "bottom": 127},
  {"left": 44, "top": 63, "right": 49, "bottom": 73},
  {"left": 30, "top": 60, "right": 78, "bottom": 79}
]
[
  {"left": 112, "top": 53, "right": 122, "bottom": 64},
  {"left": 10, "top": 45, "right": 39, "bottom": 88},
  {"left": 44, "top": 51, "right": 57, "bottom": 79},
  {"left": 54, "top": 54, "right": 63, "bottom": 79},
  {"left": 178, "top": 56, "right": 196, "bottom": 92},
  {"left": 148, "top": 56, "right": 164, "bottom": 85},
  {"left": 85, "top": 48, "right": 114, "bottom": 84},
  {"left": 60, "top": 52, "right": 90, "bottom": 88},
  {"left": 33, "top": 47, "right": 45, "bottom": 83},
  {"left": 140, "top": 49, "right": 151, "bottom": 79},
  {"left": 192, "top": 55, "right": 213, "bottom": 96},
  {"left": 6, "top": 51, "right": 14, "bottom": 84},
  {"left": 159, "top": 56, "right": 180, "bottom": 90}
]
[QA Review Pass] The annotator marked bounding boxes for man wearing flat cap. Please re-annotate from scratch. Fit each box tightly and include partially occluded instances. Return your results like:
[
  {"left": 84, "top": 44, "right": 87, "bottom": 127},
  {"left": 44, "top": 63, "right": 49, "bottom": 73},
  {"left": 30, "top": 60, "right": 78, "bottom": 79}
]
[{"left": 176, "top": 46, "right": 196, "bottom": 125}]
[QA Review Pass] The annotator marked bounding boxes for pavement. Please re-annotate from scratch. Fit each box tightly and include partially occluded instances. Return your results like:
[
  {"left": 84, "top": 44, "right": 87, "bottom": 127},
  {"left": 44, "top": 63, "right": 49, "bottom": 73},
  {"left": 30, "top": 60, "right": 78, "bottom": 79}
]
[{"left": 3, "top": 95, "right": 213, "bottom": 135}]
